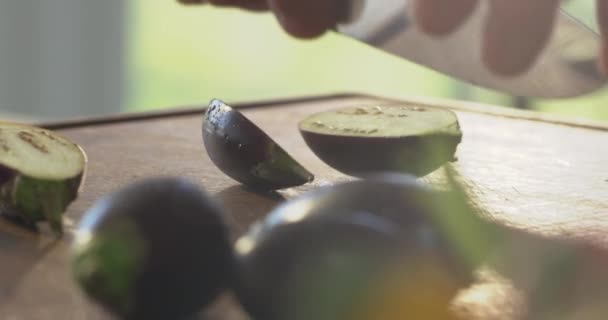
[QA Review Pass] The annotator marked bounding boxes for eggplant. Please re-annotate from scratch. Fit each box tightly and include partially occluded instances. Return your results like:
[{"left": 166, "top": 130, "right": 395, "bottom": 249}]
[
  {"left": 234, "top": 173, "right": 495, "bottom": 320},
  {"left": 0, "top": 122, "right": 87, "bottom": 234},
  {"left": 298, "top": 104, "right": 462, "bottom": 177},
  {"left": 234, "top": 172, "right": 608, "bottom": 319},
  {"left": 71, "top": 177, "right": 233, "bottom": 320},
  {"left": 202, "top": 99, "right": 314, "bottom": 190}
]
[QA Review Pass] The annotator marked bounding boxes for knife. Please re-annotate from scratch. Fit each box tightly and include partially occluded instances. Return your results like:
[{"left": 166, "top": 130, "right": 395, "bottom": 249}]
[{"left": 336, "top": 0, "right": 607, "bottom": 98}]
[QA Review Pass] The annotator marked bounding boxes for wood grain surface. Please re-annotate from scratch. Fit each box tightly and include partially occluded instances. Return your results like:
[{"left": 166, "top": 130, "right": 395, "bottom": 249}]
[{"left": 0, "top": 94, "right": 607, "bottom": 319}]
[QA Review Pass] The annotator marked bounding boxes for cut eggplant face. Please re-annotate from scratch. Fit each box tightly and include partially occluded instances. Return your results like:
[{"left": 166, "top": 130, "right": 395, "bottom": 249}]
[
  {"left": 299, "top": 104, "right": 462, "bottom": 177},
  {"left": 234, "top": 173, "right": 495, "bottom": 320},
  {"left": 0, "top": 123, "right": 87, "bottom": 234},
  {"left": 71, "top": 177, "right": 233, "bottom": 320},
  {"left": 203, "top": 99, "right": 314, "bottom": 190}
]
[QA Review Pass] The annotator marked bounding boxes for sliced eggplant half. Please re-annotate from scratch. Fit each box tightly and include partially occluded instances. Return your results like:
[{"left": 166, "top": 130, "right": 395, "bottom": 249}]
[
  {"left": 234, "top": 173, "right": 495, "bottom": 320},
  {"left": 0, "top": 122, "right": 87, "bottom": 234},
  {"left": 203, "top": 99, "right": 314, "bottom": 190},
  {"left": 299, "top": 104, "right": 462, "bottom": 177},
  {"left": 71, "top": 177, "right": 233, "bottom": 320}
]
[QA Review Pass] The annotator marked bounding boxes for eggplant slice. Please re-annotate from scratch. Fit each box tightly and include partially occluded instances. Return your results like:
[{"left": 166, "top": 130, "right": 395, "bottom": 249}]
[
  {"left": 0, "top": 122, "right": 87, "bottom": 234},
  {"left": 203, "top": 99, "right": 314, "bottom": 190},
  {"left": 299, "top": 104, "right": 462, "bottom": 177}
]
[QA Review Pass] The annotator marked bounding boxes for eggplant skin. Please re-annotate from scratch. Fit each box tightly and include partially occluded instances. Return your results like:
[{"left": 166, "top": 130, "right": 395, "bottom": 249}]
[
  {"left": 0, "top": 165, "right": 85, "bottom": 234},
  {"left": 0, "top": 165, "right": 15, "bottom": 185},
  {"left": 300, "top": 130, "right": 462, "bottom": 178},
  {"left": 234, "top": 174, "right": 492, "bottom": 320},
  {"left": 235, "top": 217, "right": 414, "bottom": 320},
  {"left": 202, "top": 99, "right": 313, "bottom": 190},
  {"left": 71, "top": 177, "right": 234, "bottom": 320}
]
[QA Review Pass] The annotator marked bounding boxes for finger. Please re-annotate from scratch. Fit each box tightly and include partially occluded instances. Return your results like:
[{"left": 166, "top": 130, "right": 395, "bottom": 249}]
[
  {"left": 178, "top": 0, "right": 268, "bottom": 11},
  {"left": 214, "top": 0, "right": 268, "bottom": 11},
  {"left": 412, "top": 0, "right": 479, "bottom": 36},
  {"left": 269, "top": 0, "right": 340, "bottom": 38},
  {"left": 483, "top": 0, "right": 559, "bottom": 76},
  {"left": 239, "top": 0, "right": 268, "bottom": 12},
  {"left": 598, "top": 0, "right": 608, "bottom": 75},
  {"left": 208, "top": 0, "right": 240, "bottom": 6},
  {"left": 178, "top": 0, "right": 206, "bottom": 4}
]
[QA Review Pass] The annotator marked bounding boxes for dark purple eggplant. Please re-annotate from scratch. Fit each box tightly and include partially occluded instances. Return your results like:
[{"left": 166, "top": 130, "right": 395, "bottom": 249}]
[
  {"left": 234, "top": 173, "right": 495, "bottom": 320},
  {"left": 203, "top": 99, "right": 313, "bottom": 190},
  {"left": 298, "top": 104, "right": 462, "bottom": 177},
  {"left": 71, "top": 177, "right": 233, "bottom": 320},
  {"left": 234, "top": 172, "right": 608, "bottom": 319}
]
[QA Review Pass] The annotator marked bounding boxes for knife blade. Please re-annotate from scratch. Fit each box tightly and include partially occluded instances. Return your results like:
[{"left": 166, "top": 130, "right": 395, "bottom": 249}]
[{"left": 337, "top": 0, "right": 607, "bottom": 98}]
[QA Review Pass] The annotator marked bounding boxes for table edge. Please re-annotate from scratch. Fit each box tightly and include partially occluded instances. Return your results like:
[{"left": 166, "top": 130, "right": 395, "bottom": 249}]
[{"left": 30, "top": 93, "right": 608, "bottom": 132}]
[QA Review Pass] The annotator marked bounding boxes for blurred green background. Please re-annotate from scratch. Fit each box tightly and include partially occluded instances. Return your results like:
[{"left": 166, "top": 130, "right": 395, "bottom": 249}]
[{"left": 128, "top": 1, "right": 608, "bottom": 121}]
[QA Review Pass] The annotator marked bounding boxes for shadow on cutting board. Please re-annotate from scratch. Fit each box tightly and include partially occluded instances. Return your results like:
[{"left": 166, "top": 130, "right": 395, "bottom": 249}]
[
  {"left": 0, "top": 218, "right": 59, "bottom": 304},
  {"left": 214, "top": 185, "right": 286, "bottom": 242}
]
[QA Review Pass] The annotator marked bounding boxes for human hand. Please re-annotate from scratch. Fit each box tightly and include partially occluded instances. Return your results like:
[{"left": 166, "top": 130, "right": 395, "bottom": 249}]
[{"left": 178, "top": 0, "right": 608, "bottom": 76}]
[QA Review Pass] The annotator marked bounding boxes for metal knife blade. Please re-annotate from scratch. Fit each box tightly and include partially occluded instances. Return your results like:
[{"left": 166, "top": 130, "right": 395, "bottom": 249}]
[{"left": 337, "top": 0, "right": 607, "bottom": 98}]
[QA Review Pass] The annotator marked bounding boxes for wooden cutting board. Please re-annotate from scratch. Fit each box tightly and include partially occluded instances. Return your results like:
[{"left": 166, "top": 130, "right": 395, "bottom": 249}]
[{"left": 1, "top": 94, "right": 607, "bottom": 319}]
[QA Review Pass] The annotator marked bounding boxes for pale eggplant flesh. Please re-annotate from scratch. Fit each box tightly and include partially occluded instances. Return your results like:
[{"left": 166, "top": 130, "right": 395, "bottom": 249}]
[
  {"left": 0, "top": 123, "right": 87, "bottom": 234},
  {"left": 203, "top": 99, "right": 314, "bottom": 190}
]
